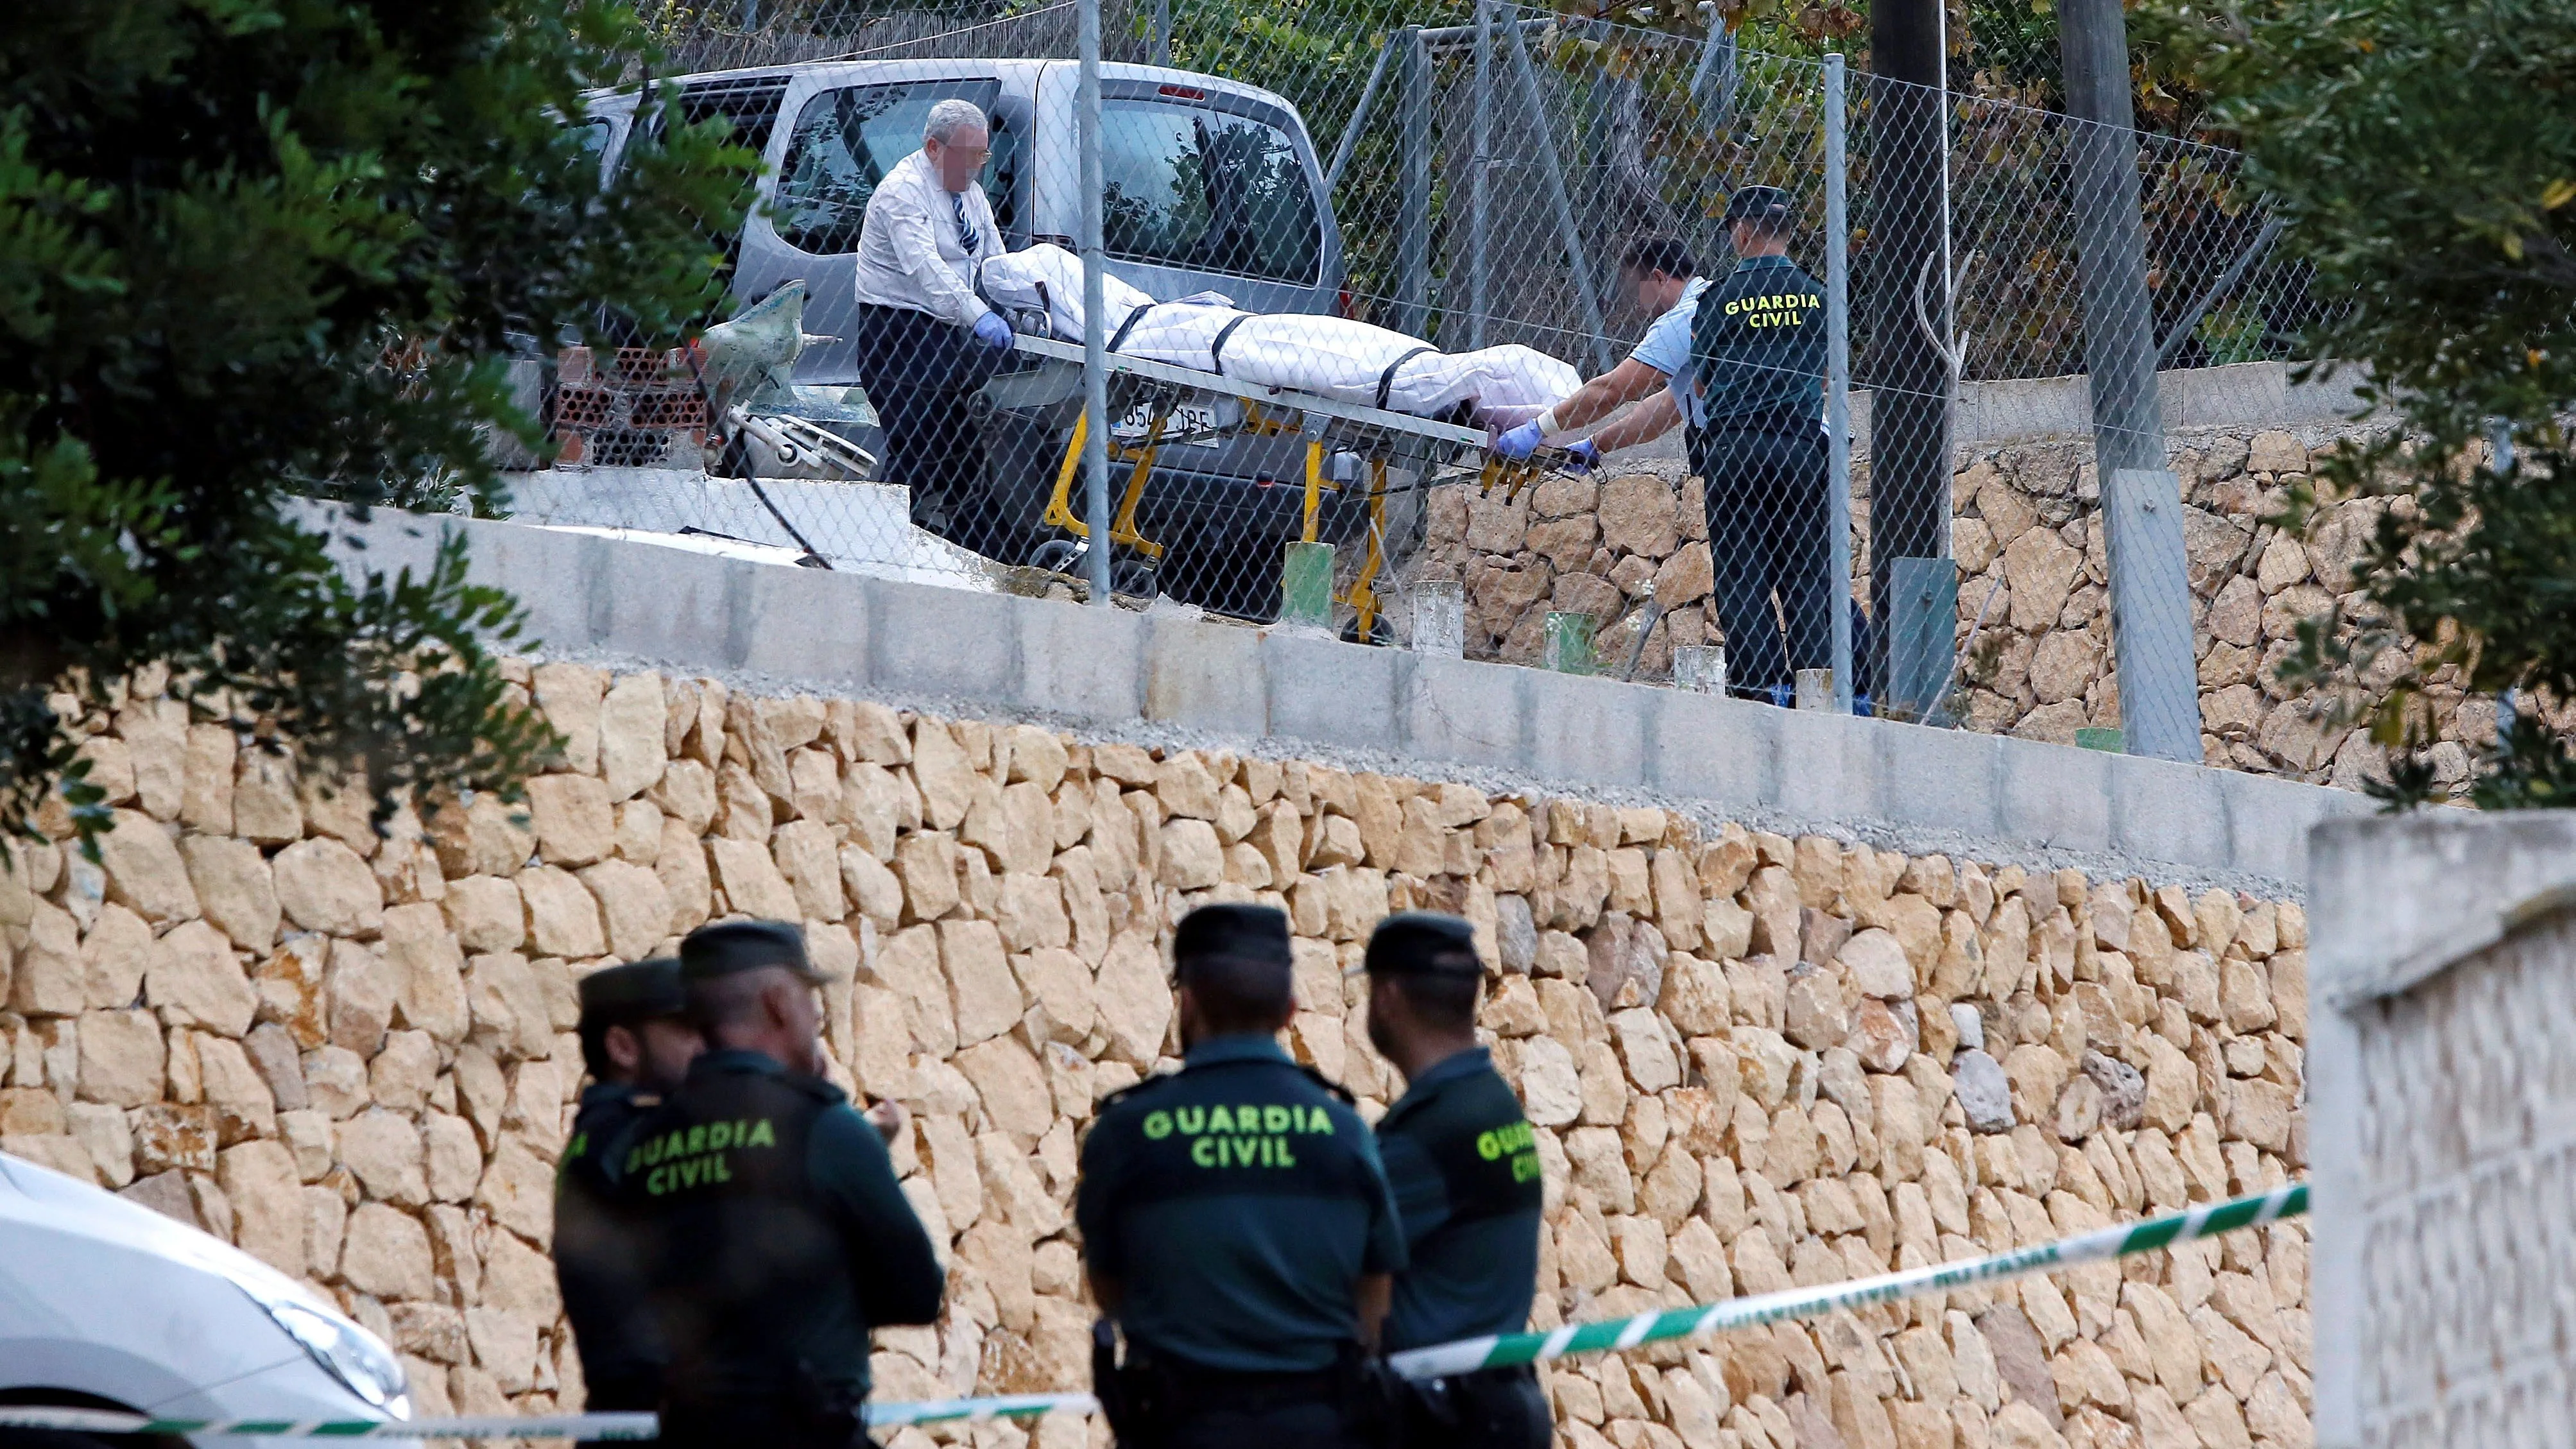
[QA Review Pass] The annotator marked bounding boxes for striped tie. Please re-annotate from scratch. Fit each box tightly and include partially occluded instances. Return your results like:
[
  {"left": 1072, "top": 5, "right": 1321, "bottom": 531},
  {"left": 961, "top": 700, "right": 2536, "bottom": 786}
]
[{"left": 952, "top": 192, "right": 981, "bottom": 256}]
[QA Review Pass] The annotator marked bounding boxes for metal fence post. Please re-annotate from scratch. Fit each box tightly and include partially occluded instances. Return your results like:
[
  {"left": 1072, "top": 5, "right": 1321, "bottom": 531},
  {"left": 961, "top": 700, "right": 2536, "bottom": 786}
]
[
  {"left": 2059, "top": 0, "right": 2197, "bottom": 759},
  {"left": 1395, "top": 26, "right": 1431, "bottom": 340},
  {"left": 1502, "top": 26, "right": 1615, "bottom": 375},
  {"left": 1825, "top": 54, "right": 1853, "bottom": 714},
  {"left": 1079, "top": 0, "right": 1114, "bottom": 605},
  {"left": 1150, "top": 0, "right": 1170, "bottom": 66},
  {"left": 1470, "top": 0, "right": 1491, "bottom": 347}
]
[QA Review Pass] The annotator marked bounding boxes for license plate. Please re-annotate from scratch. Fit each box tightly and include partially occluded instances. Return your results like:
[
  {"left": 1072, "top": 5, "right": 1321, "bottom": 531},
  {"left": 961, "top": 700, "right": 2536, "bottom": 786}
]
[{"left": 1117, "top": 399, "right": 1237, "bottom": 447}]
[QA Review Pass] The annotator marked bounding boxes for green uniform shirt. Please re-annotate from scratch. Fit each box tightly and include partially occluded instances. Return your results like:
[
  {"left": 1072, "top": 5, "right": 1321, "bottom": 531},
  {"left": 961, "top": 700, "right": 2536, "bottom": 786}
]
[
  {"left": 1373, "top": 1045, "right": 1545, "bottom": 1352},
  {"left": 623, "top": 1049, "right": 943, "bottom": 1407},
  {"left": 1076, "top": 1034, "right": 1407, "bottom": 1373},
  {"left": 555, "top": 1082, "right": 665, "bottom": 1407}
]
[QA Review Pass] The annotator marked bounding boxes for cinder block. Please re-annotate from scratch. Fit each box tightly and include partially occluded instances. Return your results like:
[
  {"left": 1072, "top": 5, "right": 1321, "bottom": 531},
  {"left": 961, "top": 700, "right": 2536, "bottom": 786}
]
[
  {"left": 472, "top": 520, "right": 614, "bottom": 653},
  {"left": 1017, "top": 597, "right": 1144, "bottom": 723},
  {"left": 1648, "top": 690, "right": 1778, "bottom": 807},
  {"left": 867, "top": 578, "right": 1020, "bottom": 704},
  {"left": 1395, "top": 655, "right": 1525, "bottom": 769},
  {"left": 737, "top": 565, "right": 870, "bottom": 685},
  {"left": 2108, "top": 751, "right": 2229, "bottom": 869},
  {"left": 1144, "top": 619, "right": 1265, "bottom": 735},
  {"left": 587, "top": 534, "right": 744, "bottom": 662},
  {"left": 1774, "top": 707, "right": 1878, "bottom": 825},
  {"left": 1526, "top": 671, "right": 1647, "bottom": 789},
  {"left": 1264, "top": 635, "right": 1397, "bottom": 752},
  {"left": 1876, "top": 719, "right": 2002, "bottom": 838},
  {"left": 1996, "top": 735, "right": 2113, "bottom": 853},
  {"left": 2219, "top": 767, "right": 2371, "bottom": 886}
]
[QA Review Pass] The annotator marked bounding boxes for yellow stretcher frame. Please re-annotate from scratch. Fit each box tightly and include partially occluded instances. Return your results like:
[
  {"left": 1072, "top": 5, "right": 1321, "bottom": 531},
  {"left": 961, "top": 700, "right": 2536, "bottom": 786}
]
[{"left": 1014, "top": 334, "right": 1561, "bottom": 634}]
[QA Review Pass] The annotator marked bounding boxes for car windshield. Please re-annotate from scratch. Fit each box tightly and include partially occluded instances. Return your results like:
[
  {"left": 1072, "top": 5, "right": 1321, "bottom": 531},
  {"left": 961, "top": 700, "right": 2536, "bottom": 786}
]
[
  {"left": 1099, "top": 97, "right": 1320, "bottom": 285},
  {"left": 773, "top": 79, "right": 1013, "bottom": 254}
]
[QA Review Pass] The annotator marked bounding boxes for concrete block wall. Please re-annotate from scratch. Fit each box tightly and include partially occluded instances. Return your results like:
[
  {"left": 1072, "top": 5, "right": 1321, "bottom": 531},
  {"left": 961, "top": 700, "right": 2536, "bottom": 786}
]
[
  {"left": 1, "top": 658, "right": 2317, "bottom": 1449},
  {"left": 326, "top": 509, "right": 2367, "bottom": 898}
]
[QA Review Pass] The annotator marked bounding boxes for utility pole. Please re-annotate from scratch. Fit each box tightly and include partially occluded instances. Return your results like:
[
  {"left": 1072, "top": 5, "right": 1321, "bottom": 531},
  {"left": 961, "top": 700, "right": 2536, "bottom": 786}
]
[
  {"left": 1863, "top": 0, "right": 1951, "bottom": 710},
  {"left": 2059, "top": 0, "right": 2199, "bottom": 760}
]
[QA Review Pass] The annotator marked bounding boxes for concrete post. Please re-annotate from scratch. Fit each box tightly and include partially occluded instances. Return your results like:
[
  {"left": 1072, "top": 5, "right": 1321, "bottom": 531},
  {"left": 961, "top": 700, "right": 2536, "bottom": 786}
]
[{"left": 2059, "top": 0, "right": 2199, "bottom": 759}]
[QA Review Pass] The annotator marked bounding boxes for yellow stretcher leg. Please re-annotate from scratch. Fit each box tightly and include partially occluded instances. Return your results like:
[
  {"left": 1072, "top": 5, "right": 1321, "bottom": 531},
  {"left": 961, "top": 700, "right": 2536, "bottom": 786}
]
[
  {"left": 1302, "top": 440, "right": 1326, "bottom": 544},
  {"left": 1042, "top": 409, "right": 1166, "bottom": 560},
  {"left": 1042, "top": 411, "right": 1088, "bottom": 532},
  {"left": 1347, "top": 458, "right": 1389, "bottom": 640}
]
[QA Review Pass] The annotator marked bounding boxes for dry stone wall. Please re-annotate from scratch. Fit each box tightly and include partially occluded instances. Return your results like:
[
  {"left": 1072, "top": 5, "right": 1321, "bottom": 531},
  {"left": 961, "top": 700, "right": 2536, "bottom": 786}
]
[
  {"left": 1419, "top": 419, "right": 2512, "bottom": 794},
  {"left": 1, "top": 665, "right": 2312, "bottom": 1449}
]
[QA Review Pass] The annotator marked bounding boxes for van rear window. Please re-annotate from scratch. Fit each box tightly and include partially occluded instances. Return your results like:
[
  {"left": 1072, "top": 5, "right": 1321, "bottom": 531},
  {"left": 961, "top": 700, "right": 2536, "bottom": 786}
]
[
  {"left": 1100, "top": 99, "right": 1321, "bottom": 286},
  {"left": 773, "top": 80, "right": 1012, "bottom": 255}
]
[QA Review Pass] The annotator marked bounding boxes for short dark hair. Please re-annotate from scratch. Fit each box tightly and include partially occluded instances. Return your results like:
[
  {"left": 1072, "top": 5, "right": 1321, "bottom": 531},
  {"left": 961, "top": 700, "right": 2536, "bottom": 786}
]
[
  {"left": 578, "top": 1020, "right": 620, "bottom": 1080},
  {"left": 687, "top": 966, "right": 784, "bottom": 1036},
  {"left": 1620, "top": 235, "right": 1698, "bottom": 282},
  {"left": 1177, "top": 952, "right": 1295, "bottom": 1036},
  {"left": 1391, "top": 963, "right": 1481, "bottom": 1033}
]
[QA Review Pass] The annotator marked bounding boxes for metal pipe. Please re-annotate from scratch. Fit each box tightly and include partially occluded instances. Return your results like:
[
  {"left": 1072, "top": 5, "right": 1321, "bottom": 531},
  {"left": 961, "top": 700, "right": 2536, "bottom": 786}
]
[
  {"left": 1325, "top": 40, "right": 1395, "bottom": 190},
  {"left": 2154, "top": 214, "right": 2284, "bottom": 365},
  {"left": 1470, "top": 0, "right": 1491, "bottom": 348},
  {"left": 1150, "top": 0, "right": 1169, "bottom": 65},
  {"left": 1415, "top": 15, "right": 1550, "bottom": 46},
  {"left": 1395, "top": 27, "right": 1431, "bottom": 339},
  {"left": 1501, "top": 24, "right": 1614, "bottom": 374},
  {"left": 1825, "top": 53, "right": 1853, "bottom": 714},
  {"left": 1079, "top": 0, "right": 1113, "bottom": 604}
]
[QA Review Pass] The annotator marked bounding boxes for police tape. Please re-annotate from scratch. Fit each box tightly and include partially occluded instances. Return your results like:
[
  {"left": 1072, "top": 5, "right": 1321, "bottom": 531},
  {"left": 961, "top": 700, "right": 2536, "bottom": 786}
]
[
  {"left": 0, "top": 1185, "right": 2299, "bottom": 1437},
  {"left": 1384, "top": 1181, "right": 2308, "bottom": 1380},
  {"left": 0, "top": 1395, "right": 1100, "bottom": 1438}
]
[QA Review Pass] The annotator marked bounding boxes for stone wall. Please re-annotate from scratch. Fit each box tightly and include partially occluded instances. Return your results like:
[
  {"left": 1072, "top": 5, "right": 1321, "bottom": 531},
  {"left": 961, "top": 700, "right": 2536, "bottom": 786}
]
[
  {"left": 1, "top": 665, "right": 2313, "bottom": 1449},
  {"left": 1418, "top": 419, "right": 2505, "bottom": 793}
]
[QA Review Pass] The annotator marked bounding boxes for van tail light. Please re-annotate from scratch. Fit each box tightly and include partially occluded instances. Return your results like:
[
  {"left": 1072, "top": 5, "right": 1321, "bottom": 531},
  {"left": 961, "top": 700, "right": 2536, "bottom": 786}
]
[{"left": 1337, "top": 287, "right": 1358, "bottom": 319}]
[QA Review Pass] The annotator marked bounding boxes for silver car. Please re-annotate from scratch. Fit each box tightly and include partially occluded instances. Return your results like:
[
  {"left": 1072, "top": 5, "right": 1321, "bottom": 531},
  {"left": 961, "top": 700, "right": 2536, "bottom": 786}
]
[{"left": 0, "top": 1149, "right": 408, "bottom": 1446}]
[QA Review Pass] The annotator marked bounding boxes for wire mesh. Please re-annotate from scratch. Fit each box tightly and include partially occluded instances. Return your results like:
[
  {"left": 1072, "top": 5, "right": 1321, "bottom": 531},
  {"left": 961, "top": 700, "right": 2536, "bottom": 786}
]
[{"left": 517, "top": 0, "right": 2337, "bottom": 757}]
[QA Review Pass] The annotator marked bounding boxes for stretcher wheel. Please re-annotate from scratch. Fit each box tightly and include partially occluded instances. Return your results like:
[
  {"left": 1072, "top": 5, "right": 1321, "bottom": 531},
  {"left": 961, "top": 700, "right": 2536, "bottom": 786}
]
[{"left": 1029, "top": 538, "right": 1084, "bottom": 575}]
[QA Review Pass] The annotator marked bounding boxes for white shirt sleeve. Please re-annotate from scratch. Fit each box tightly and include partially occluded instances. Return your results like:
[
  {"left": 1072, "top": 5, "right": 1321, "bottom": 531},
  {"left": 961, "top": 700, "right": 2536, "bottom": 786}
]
[{"left": 854, "top": 151, "right": 993, "bottom": 329}]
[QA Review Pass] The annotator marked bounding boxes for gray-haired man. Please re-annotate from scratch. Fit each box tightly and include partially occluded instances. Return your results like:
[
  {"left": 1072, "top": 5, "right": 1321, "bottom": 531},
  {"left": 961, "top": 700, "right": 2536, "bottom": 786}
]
[{"left": 852, "top": 98, "right": 1012, "bottom": 532}]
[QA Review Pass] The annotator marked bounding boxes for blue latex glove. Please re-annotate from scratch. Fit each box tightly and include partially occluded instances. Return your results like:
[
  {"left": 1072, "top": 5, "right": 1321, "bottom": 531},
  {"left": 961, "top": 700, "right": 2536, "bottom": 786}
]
[
  {"left": 972, "top": 313, "right": 1016, "bottom": 350},
  {"left": 1564, "top": 440, "right": 1601, "bottom": 474},
  {"left": 1493, "top": 419, "right": 1545, "bottom": 459}
]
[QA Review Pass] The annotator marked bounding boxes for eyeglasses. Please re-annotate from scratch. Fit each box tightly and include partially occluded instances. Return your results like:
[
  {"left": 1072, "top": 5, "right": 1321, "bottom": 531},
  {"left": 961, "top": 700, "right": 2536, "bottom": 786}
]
[{"left": 940, "top": 142, "right": 992, "bottom": 162}]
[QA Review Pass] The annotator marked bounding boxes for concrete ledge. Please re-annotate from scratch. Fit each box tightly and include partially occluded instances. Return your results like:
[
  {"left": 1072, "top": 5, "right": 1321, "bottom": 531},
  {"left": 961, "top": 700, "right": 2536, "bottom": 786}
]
[{"left": 326, "top": 508, "right": 2371, "bottom": 893}]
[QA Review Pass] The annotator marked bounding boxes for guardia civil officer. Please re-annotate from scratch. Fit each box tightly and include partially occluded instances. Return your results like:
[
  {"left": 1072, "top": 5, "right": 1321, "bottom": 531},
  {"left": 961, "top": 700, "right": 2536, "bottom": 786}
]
[
  {"left": 555, "top": 959, "right": 704, "bottom": 1432},
  {"left": 1688, "top": 185, "right": 1833, "bottom": 703},
  {"left": 1077, "top": 903, "right": 1409, "bottom": 1449},
  {"left": 626, "top": 921, "right": 942, "bottom": 1449},
  {"left": 1358, "top": 914, "right": 1550, "bottom": 1449}
]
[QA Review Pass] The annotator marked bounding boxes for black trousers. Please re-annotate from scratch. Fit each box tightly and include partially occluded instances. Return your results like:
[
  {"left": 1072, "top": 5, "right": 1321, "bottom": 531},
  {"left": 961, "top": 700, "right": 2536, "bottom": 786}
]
[
  {"left": 657, "top": 1400, "right": 872, "bottom": 1449},
  {"left": 1397, "top": 1365, "right": 1552, "bottom": 1448},
  {"left": 1110, "top": 1364, "right": 1372, "bottom": 1449},
  {"left": 1693, "top": 422, "right": 1834, "bottom": 698},
  {"left": 852, "top": 302, "right": 1001, "bottom": 536}
]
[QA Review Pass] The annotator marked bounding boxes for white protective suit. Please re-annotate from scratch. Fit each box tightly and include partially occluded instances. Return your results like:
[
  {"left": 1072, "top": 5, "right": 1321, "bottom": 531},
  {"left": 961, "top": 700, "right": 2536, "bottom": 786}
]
[{"left": 975, "top": 244, "right": 1579, "bottom": 425}]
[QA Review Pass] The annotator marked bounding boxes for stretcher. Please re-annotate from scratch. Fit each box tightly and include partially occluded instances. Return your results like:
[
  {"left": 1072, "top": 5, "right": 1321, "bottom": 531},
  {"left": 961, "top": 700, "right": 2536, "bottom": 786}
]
[{"left": 1009, "top": 333, "right": 1565, "bottom": 633}]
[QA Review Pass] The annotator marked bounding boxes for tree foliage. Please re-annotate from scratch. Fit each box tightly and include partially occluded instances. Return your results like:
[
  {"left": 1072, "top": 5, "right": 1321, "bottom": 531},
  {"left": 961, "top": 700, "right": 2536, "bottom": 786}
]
[
  {"left": 0, "top": 0, "right": 755, "bottom": 845},
  {"left": 2151, "top": 0, "right": 2576, "bottom": 806}
]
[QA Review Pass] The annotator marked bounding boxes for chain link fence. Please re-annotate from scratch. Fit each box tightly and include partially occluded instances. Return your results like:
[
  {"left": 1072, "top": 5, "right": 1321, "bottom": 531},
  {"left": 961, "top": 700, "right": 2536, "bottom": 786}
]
[{"left": 507, "top": 0, "right": 2332, "bottom": 759}]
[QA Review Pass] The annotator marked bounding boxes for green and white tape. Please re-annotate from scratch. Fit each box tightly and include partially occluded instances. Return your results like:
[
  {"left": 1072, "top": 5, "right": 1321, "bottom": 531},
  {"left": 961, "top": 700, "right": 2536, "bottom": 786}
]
[
  {"left": 0, "top": 1395, "right": 1098, "bottom": 1439},
  {"left": 0, "top": 1410, "right": 661, "bottom": 1439},
  {"left": 1386, "top": 1181, "right": 2308, "bottom": 1380},
  {"left": 1, "top": 1185, "right": 2299, "bottom": 1436}
]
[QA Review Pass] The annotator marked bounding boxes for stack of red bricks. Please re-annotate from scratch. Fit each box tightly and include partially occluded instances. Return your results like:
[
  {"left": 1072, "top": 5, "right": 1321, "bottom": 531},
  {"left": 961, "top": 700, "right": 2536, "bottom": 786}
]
[{"left": 550, "top": 343, "right": 710, "bottom": 467}]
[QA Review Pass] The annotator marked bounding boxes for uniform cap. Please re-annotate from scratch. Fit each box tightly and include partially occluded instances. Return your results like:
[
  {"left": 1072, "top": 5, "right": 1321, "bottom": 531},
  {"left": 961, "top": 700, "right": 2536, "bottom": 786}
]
[
  {"left": 1172, "top": 902, "right": 1293, "bottom": 973},
  {"left": 1723, "top": 185, "right": 1794, "bottom": 224},
  {"left": 578, "top": 957, "right": 688, "bottom": 1024},
  {"left": 680, "top": 919, "right": 828, "bottom": 984},
  {"left": 1355, "top": 912, "right": 1484, "bottom": 977}
]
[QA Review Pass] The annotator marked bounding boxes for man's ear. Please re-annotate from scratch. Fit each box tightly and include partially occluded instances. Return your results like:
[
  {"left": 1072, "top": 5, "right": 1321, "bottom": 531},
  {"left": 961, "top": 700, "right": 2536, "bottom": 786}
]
[{"left": 604, "top": 1023, "right": 643, "bottom": 1075}]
